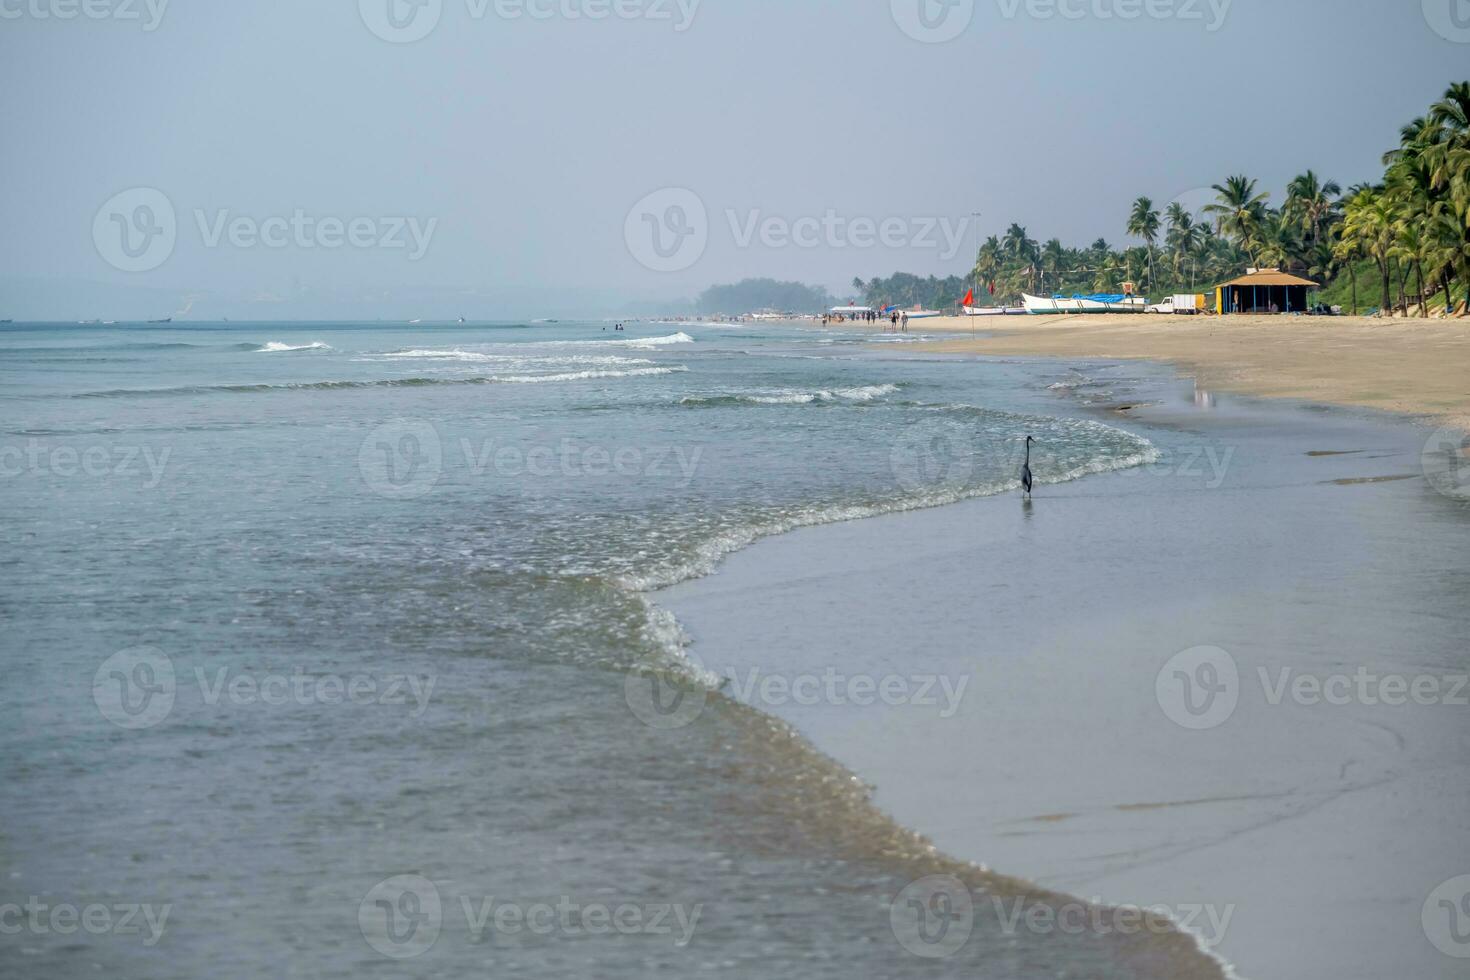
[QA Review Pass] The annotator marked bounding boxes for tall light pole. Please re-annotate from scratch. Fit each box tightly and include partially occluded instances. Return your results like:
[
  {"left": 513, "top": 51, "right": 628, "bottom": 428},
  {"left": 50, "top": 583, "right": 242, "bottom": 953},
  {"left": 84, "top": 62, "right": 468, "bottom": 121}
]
[{"left": 971, "top": 211, "right": 982, "bottom": 336}]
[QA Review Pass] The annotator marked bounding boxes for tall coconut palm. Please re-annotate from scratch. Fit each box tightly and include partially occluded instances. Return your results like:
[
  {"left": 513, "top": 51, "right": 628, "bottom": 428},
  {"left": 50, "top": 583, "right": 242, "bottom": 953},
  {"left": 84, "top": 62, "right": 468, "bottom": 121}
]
[
  {"left": 1165, "top": 203, "right": 1202, "bottom": 286},
  {"left": 1040, "top": 238, "right": 1067, "bottom": 293},
  {"left": 972, "top": 235, "right": 1002, "bottom": 297},
  {"left": 1253, "top": 211, "right": 1303, "bottom": 274},
  {"left": 1002, "top": 224, "right": 1039, "bottom": 293},
  {"left": 1285, "top": 170, "right": 1342, "bottom": 247},
  {"left": 1423, "top": 82, "right": 1470, "bottom": 313},
  {"left": 1127, "top": 197, "right": 1161, "bottom": 290},
  {"left": 1204, "top": 175, "right": 1270, "bottom": 264},
  {"left": 1341, "top": 187, "right": 1398, "bottom": 313}
]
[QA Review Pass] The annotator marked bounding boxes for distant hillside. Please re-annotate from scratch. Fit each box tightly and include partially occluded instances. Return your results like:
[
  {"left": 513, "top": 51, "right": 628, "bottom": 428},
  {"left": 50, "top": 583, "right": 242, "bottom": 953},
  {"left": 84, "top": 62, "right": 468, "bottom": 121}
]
[{"left": 694, "top": 279, "right": 835, "bottom": 314}]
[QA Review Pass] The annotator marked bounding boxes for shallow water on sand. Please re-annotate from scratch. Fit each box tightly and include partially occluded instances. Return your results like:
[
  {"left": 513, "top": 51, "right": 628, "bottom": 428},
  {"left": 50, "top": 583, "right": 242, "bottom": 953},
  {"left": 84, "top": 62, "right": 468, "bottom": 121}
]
[{"left": 4, "top": 320, "right": 1226, "bottom": 978}]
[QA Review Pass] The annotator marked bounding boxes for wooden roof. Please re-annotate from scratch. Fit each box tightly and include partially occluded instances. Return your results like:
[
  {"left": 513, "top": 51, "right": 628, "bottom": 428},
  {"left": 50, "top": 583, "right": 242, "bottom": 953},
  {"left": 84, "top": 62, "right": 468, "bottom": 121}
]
[{"left": 1218, "top": 269, "right": 1318, "bottom": 288}]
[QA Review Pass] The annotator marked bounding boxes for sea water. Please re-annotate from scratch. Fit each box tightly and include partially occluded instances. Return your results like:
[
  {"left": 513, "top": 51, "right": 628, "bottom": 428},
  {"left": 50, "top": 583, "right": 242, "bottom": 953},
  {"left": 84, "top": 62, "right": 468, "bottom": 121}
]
[{"left": 1, "top": 320, "right": 1223, "bottom": 978}]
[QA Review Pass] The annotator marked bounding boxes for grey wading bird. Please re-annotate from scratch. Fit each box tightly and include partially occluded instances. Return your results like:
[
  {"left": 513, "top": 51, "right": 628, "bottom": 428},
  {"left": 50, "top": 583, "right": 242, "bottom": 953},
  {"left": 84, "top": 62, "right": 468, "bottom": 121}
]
[{"left": 1021, "top": 436, "right": 1035, "bottom": 498}]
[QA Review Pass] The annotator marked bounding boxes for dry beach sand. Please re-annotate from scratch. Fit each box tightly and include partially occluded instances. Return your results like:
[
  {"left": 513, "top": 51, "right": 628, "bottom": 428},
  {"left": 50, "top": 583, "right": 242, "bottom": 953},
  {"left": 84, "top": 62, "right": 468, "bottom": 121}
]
[{"left": 902, "top": 313, "right": 1470, "bottom": 434}]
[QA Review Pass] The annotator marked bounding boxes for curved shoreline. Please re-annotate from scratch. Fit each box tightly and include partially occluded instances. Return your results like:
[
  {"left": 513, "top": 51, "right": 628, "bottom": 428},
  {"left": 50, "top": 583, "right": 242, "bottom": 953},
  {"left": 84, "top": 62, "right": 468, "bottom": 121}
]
[{"left": 653, "top": 359, "right": 1470, "bottom": 980}]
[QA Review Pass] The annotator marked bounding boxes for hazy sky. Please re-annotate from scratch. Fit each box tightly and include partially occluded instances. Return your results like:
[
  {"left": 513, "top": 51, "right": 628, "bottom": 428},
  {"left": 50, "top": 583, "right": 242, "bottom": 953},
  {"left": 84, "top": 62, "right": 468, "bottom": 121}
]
[{"left": 1, "top": 0, "right": 1466, "bottom": 318}]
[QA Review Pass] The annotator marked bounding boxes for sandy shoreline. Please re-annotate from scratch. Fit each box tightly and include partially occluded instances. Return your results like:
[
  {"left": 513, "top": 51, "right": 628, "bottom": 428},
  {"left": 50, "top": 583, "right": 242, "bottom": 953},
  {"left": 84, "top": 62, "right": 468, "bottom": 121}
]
[
  {"left": 659, "top": 361, "right": 1470, "bottom": 980},
  {"left": 867, "top": 313, "right": 1470, "bottom": 434}
]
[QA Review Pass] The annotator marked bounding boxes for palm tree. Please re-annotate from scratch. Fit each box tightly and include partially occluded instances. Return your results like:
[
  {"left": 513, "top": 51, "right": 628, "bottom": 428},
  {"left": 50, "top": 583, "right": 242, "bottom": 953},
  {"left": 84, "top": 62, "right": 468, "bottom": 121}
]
[
  {"left": 1165, "top": 203, "right": 1202, "bottom": 287},
  {"left": 1002, "top": 224, "right": 1039, "bottom": 293},
  {"left": 1040, "top": 238, "right": 1067, "bottom": 293},
  {"left": 1284, "top": 170, "right": 1342, "bottom": 247},
  {"left": 1341, "top": 186, "right": 1398, "bottom": 313},
  {"left": 1332, "top": 228, "right": 1363, "bottom": 315},
  {"left": 972, "top": 235, "right": 1002, "bottom": 298},
  {"left": 1127, "top": 197, "right": 1161, "bottom": 290},
  {"left": 1204, "top": 175, "right": 1270, "bottom": 265},
  {"left": 1253, "top": 211, "right": 1304, "bottom": 275},
  {"left": 1423, "top": 82, "right": 1470, "bottom": 313}
]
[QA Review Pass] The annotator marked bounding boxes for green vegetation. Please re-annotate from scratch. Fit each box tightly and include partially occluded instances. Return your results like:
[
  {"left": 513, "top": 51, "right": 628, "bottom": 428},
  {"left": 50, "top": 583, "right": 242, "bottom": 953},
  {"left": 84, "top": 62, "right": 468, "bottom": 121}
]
[
  {"left": 854, "top": 82, "right": 1470, "bottom": 316},
  {"left": 693, "top": 278, "right": 834, "bottom": 315},
  {"left": 848, "top": 273, "right": 970, "bottom": 311}
]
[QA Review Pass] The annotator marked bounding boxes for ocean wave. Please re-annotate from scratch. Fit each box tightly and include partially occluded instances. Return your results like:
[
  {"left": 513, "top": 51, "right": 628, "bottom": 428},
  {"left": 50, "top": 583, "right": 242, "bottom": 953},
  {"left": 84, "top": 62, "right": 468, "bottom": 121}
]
[
  {"left": 681, "top": 383, "right": 902, "bottom": 407},
  {"left": 380, "top": 349, "right": 655, "bottom": 368},
  {"left": 532, "top": 332, "right": 695, "bottom": 349},
  {"left": 256, "top": 341, "right": 332, "bottom": 353},
  {"left": 496, "top": 367, "right": 684, "bottom": 384},
  {"left": 618, "top": 421, "right": 1158, "bottom": 594},
  {"left": 73, "top": 366, "right": 686, "bottom": 398}
]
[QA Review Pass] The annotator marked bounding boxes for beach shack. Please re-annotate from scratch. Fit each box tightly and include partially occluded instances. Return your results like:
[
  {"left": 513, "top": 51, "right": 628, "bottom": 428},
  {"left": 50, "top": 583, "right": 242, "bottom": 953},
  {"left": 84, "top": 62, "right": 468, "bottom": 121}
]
[{"left": 1215, "top": 269, "right": 1317, "bottom": 315}]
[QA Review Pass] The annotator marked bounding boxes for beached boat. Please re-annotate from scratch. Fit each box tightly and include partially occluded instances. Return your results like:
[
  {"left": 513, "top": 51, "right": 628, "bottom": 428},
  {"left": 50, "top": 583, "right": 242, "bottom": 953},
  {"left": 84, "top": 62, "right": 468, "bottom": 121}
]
[
  {"left": 963, "top": 306, "right": 1028, "bottom": 316},
  {"left": 1022, "top": 293, "right": 1147, "bottom": 314},
  {"left": 903, "top": 310, "right": 944, "bottom": 320}
]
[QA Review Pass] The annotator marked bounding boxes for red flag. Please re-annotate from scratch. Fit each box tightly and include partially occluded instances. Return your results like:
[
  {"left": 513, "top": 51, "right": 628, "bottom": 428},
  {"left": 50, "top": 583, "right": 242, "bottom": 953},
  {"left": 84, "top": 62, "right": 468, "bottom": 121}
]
[
  {"left": 961, "top": 289, "right": 974, "bottom": 307},
  {"left": 988, "top": 281, "right": 996, "bottom": 295}
]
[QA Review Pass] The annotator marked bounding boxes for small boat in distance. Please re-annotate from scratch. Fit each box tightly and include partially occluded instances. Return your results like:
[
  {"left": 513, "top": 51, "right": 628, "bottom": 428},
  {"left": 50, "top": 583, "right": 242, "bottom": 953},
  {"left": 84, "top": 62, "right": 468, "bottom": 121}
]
[
  {"left": 1022, "top": 293, "right": 1147, "bottom": 314},
  {"left": 903, "top": 309, "right": 944, "bottom": 320},
  {"left": 148, "top": 317, "right": 172, "bottom": 323}
]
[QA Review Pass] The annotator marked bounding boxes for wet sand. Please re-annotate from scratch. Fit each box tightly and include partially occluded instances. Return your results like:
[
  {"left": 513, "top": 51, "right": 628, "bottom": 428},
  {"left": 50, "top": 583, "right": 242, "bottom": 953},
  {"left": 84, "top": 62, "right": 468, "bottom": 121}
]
[
  {"left": 886, "top": 314, "right": 1470, "bottom": 434},
  {"left": 658, "top": 375, "right": 1470, "bottom": 979}
]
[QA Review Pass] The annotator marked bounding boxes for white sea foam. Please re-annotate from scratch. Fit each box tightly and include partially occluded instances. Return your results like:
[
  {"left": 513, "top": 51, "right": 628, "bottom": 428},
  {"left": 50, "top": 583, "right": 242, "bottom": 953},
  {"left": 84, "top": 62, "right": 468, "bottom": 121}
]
[
  {"left": 495, "top": 366, "right": 686, "bottom": 384},
  {"left": 611, "top": 332, "right": 695, "bottom": 348},
  {"left": 618, "top": 419, "right": 1159, "bottom": 595},
  {"left": 256, "top": 341, "right": 331, "bottom": 353},
  {"left": 382, "top": 349, "right": 653, "bottom": 367},
  {"left": 683, "top": 383, "right": 903, "bottom": 406}
]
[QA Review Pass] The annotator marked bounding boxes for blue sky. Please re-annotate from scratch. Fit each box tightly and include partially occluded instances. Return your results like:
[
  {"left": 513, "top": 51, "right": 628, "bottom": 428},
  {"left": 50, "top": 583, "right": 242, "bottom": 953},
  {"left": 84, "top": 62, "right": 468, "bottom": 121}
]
[{"left": 1, "top": 0, "right": 1466, "bottom": 318}]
